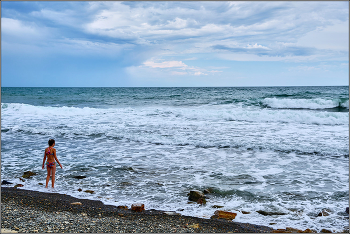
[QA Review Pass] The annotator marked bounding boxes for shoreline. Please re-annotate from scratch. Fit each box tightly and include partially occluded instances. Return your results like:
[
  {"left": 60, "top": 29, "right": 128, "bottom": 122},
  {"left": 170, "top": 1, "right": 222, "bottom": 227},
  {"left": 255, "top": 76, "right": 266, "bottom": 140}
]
[{"left": 1, "top": 187, "right": 275, "bottom": 233}]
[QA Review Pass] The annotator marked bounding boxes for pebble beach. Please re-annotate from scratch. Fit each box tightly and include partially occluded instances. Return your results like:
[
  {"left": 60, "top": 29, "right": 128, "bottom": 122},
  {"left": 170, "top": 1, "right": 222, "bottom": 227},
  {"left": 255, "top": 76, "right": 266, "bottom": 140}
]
[{"left": 1, "top": 187, "right": 275, "bottom": 233}]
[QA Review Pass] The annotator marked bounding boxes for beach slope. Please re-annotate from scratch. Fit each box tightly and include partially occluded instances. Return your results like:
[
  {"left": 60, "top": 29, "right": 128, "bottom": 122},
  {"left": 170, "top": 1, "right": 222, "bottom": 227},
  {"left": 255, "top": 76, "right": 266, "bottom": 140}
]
[{"left": 1, "top": 187, "right": 274, "bottom": 233}]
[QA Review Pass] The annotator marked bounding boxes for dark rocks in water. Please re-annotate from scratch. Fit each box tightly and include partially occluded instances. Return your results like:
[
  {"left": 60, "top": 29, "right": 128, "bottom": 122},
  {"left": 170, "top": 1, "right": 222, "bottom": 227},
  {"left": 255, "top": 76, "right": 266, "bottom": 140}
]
[
  {"left": 14, "top": 184, "right": 24, "bottom": 188},
  {"left": 22, "top": 171, "right": 37, "bottom": 179},
  {"left": 119, "top": 182, "right": 132, "bottom": 186},
  {"left": 19, "top": 178, "right": 25, "bottom": 182},
  {"left": 346, "top": 207, "right": 349, "bottom": 214},
  {"left": 211, "top": 210, "right": 237, "bottom": 220},
  {"left": 203, "top": 189, "right": 211, "bottom": 194},
  {"left": 197, "top": 197, "right": 206, "bottom": 205},
  {"left": 211, "top": 205, "right": 224, "bottom": 209},
  {"left": 38, "top": 183, "right": 43, "bottom": 185},
  {"left": 84, "top": 190, "right": 94, "bottom": 194},
  {"left": 317, "top": 209, "right": 331, "bottom": 217},
  {"left": 117, "top": 206, "right": 128, "bottom": 210},
  {"left": 131, "top": 203, "right": 145, "bottom": 212},
  {"left": 241, "top": 210, "right": 250, "bottom": 214},
  {"left": 1, "top": 180, "right": 13, "bottom": 185},
  {"left": 320, "top": 229, "right": 332, "bottom": 233},
  {"left": 188, "top": 190, "right": 206, "bottom": 202},
  {"left": 257, "top": 210, "right": 287, "bottom": 216},
  {"left": 78, "top": 188, "right": 82, "bottom": 192},
  {"left": 73, "top": 176, "right": 86, "bottom": 179}
]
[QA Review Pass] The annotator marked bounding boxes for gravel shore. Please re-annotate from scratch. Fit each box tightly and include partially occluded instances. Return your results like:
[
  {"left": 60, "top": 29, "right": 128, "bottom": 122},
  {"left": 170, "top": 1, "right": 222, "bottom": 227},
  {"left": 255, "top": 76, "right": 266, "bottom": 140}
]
[{"left": 1, "top": 187, "right": 275, "bottom": 233}]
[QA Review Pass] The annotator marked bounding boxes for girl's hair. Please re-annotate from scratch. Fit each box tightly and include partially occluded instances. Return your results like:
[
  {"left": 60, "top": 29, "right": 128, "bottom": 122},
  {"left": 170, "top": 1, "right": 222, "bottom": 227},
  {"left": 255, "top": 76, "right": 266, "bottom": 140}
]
[{"left": 48, "top": 139, "right": 55, "bottom": 146}]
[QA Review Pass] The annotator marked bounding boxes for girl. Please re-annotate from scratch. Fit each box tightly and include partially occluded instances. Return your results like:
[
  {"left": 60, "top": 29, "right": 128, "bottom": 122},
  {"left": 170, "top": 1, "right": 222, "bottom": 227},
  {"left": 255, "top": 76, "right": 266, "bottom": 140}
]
[{"left": 42, "top": 139, "right": 63, "bottom": 188}]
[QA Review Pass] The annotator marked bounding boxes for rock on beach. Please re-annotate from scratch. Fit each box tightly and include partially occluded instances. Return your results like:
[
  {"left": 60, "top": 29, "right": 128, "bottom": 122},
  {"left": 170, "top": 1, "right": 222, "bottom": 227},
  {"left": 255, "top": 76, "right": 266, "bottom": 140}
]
[
  {"left": 131, "top": 203, "right": 145, "bottom": 212},
  {"left": 211, "top": 210, "right": 237, "bottom": 220}
]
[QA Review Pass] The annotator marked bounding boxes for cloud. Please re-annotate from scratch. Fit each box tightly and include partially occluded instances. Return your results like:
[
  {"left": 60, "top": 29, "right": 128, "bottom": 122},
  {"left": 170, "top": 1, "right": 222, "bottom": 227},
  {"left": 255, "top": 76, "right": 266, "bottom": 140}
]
[
  {"left": 1, "top": 17, "right": 47, "bottom": 40},
  {"left": 194, "top": 71, "right": 207, "bottom": 76},
  {"left": 171, "top": 71, "right": 187, "bottom": 75},
  {"left": 1, "top": 1, "right": 348, "bottom": 87},
  {"left": 297, "top": 20, "right": 349, "bottom": 51},
  {"left": 142, "top": 59, "right": 211, "bottom": 76},
  {"left": 3, "top": 1, "right": 348, "bottom": 60},
  {"left": 212, "top": 43, "right": 316, "bottom": 58},
  {"left": 143, "top": 60, "right": 188, "bottom": 69}
]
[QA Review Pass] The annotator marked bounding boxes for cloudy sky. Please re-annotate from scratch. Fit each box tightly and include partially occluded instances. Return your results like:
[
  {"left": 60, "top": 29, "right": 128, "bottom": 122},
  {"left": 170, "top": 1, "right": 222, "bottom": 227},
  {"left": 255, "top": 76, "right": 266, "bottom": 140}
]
[{"left": 1, "top": 1, "right": 349, "bottom": 87}]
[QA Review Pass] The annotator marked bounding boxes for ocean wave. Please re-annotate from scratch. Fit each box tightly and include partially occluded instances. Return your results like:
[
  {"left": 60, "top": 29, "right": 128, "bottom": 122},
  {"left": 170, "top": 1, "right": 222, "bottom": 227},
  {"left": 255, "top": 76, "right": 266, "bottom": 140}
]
[
  {"left": 1, "top": 103, "right": 348, "bottom": 156},
  {"left": 2, "top": 102, "right": 348, "bottom": 126},
  {"left": 262, "top": 98, "right": 349, "bottom": 110}
]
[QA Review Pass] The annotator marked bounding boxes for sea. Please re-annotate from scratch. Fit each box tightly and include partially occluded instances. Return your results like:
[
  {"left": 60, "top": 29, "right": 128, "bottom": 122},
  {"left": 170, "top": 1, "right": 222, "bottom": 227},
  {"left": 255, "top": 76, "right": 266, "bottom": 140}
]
[{"left": 1, "top": 86, "right": 349, "bottom": 232}]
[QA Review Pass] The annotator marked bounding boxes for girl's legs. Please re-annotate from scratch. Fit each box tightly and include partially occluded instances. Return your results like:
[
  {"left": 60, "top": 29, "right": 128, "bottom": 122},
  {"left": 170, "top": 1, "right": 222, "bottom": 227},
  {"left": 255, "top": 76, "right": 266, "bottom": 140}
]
[
  {"left": 51, "top": 165, "right": 56, "bottom": 188},
  {"left": 45, "top": 166, "right": 51, "bottom": 188}
]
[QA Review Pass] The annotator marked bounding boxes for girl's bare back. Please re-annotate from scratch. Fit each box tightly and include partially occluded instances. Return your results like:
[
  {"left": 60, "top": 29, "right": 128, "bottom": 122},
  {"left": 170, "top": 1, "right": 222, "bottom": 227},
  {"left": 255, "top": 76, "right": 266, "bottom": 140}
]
[{"left": 45, "top": 147, "right": 56, "bottom": 162}]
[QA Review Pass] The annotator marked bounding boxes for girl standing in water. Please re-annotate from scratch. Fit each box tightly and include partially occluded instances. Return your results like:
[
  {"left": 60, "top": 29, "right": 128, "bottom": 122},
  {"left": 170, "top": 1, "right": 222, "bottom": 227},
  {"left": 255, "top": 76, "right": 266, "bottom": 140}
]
[{"left": 42, "top": 139, "right": 63, "bottom": 188}]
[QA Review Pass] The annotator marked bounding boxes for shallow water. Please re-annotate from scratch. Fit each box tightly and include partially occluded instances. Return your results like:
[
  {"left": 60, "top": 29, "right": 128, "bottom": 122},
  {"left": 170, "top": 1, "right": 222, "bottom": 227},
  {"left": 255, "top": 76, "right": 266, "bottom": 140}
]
[{"left": 1, "top": 86, "right": 349, "bottom": 232}]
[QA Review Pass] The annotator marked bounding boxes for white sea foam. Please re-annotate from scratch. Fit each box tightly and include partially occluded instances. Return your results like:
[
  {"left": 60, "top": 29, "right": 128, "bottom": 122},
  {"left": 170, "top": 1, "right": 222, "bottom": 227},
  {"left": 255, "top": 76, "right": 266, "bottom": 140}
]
[
  {"left": 1, "top": 100, "right": 349, "bottom": 233},
  {"left": 1, "top": 103, "right": 348, "bottom": 156},
  {"left": 262, "top": 97, "right": 348, "bottom": 109}
]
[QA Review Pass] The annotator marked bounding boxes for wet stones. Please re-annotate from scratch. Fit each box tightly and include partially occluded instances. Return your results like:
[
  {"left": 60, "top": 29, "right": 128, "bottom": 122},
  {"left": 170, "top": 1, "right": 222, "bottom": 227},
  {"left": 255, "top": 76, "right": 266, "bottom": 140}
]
[
  {"left": 22, "top": 171, "right": 37, "bottom": 179},
  {"left": 14, "top": 184, "right": 24, "bottom": 188},
  {"left": 117, "top": 206, "right": 128, "bottom": 210},
  {"left": 84, "top": 190, "right": 94, "bottom": 194},
  {"left": 71, "top": 202, "right": 82, "bottom": 205},
  {"left": 2, "top": 180, "right": 13, "bottom": 185},
  {"left": 272, "top": 228, "right": 317, "bottom": 233},
  {"left": 131, "top": 203, "right": 145, "bottom": 212},
  {"left": 73, "top": 176, "right": 86, "bottom": 179},
  {"left": 188, "top": 190, "right": 207, "bottom": 204},
  {"left": 211, "top": 210, "right": 237, "bottom": 220},
  {"left": 317, "top": 209, "right": 331, "bottom": 217},
  {"left": 203, "top": 189, "right": 211, "bottom": 194},
  {"left": 257, "top": 210, "right": 287, "bottom": 216},
  {"left": 188, "top": 190, "right": 204, "bottom": 201},
  {"left": 346, "top": 207, "right": 349, "bottom": 214}
]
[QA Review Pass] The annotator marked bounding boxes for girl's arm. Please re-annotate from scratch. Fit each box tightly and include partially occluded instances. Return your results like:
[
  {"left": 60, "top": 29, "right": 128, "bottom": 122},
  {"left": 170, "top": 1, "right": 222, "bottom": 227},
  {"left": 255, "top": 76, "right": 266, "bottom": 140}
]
[
  {"left": 53, "top": 149, "right": 63, "bottom": 169},
  {"left": 42, "top": 151, "right": 47, "bottom": 169}
]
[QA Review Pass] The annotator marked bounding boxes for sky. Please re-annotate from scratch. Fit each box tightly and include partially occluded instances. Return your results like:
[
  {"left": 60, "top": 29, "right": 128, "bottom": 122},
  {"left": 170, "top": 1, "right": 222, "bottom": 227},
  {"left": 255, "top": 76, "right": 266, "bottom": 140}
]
[{"left": 1, "top": 1, "right": 349, "bottom": 87}]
